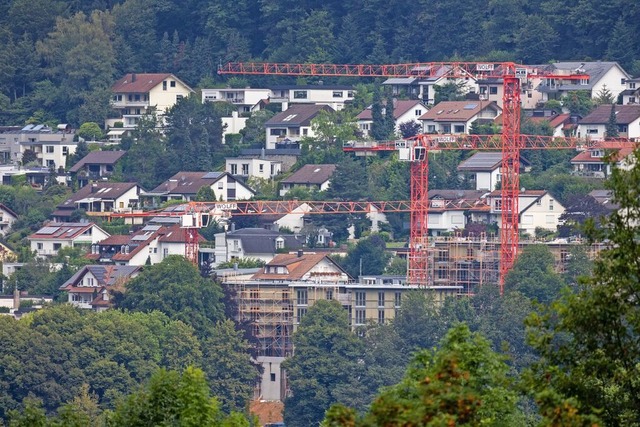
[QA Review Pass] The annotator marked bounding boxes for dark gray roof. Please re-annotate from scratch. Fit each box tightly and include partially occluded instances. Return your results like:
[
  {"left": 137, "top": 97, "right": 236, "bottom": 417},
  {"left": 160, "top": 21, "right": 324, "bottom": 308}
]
[
  {"left": 69, "top": 150, "right": 126, "bottom": 173},
  {"left": 280, "top": 164, "right": 336, "bottom": 185},
  {"left": 265, "top": 104, "right": 334, "bottom": 127},
  {"left": 57, "top": 182, "right": 140, "bottom": 209},
  {"left": 546, "top": 61, "right": 630, "bottom": 90},
  {"left": 457, "top": 152, "right": 530, "bottom": 171},
  {"left": 61, "top": 265, "right": 140, "bottom": 289},
  {"left": 579, "top": 104, "right": 640, "bottom": 124},
  {"left": 227, "top": 228, "right": 303, "bottom": 254}
]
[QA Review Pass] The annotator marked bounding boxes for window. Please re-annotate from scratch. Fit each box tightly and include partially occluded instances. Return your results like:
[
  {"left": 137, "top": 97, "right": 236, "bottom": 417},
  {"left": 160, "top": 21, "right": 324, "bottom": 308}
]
[
  {"left": 270, "top": 128, "right": 286, "bottom": 136},
  {"left": 270, "top": 373, "right": 276, "bottom": 382},
  {"left": 536, "top": 199, "right": 542, "bottom": 206},
  {"left": 37, "top": 242, "right": 43, "bottom": 250},
  {"left": 297, "top": 289, "right": 308, "bottom": 305},
  {"left": 242, "top": 164, "right": 249, "bottom": 175},
  {"left": 275, "top": 237, "right": 284, "bottom": 249},
  {"left": 62, "top": 147, "right": 68, "bottom": 155},
  {"left": 630, "top": 97, "right": 637, "bottom": 103},
  {"left": 170, "top": 80, "right": 176, "bottom": 87},
  {"left": 302, "top": 128, "right": 308, "bottom": 136},
  {"left": 230, "top": 164, "right": 238, "bottom": 174},
  {"left": 549, "top": 199, "right": 554, "bottom": 211},
  {"left": 618, "top": 124, "right": 628, "bottom": 133},
  {"left": 355, "top": 309, "right": 366, "bottom": 325},
  {"left": 293, "top": 90, "right": 307, "bottom": 99},
  {"left": 46, "top": 160, "right": 55, "bottom": 167},
  {"left": 326, "top": 290, "right": 333, "bottom": 300},
  {"left": 347, "top": 91, "right": 355, "bottom": 97},
  {"left": 427, "top": 125, "right": 436, "bottom": 133},
  {"left": 489, "top": 86, "right": 498, "bottom": 95},
  {"left": 218, "top": 181, "right": 224, "bottom": 189},
  {"left": 332, "top": 91, "right": 343, "bottom": 98},
  {"left": 134, "top": 94, "right": 140, "bottom": 101},
  {"left": 546, "top": 214, "right": 555, "bottom": 224},
  {"left": 46, "top": 146, "right": 54, "bottom": 153},
  {"left": 621, "top": 78, "right": 626, "bottom": 85},
  {"left": 495, "top": 199, "right": 502, "bottom": 211},
  {"left": 162, "top": 81, "right": 167, "bottom": 90},
  {"left": 415, "top": 109, "right": 422, "bottom": 116},
  {"left": 233, "top": 240, "right": 239, "bottom": 251},
  {"left": 259, "top": 164, "right": 264, "bottom": 173},
  {"left": 437, "top": 266, "right": 447, "bottom": 280},
  {"left": 587, "top": 128, "right": 598, "bottom": 134},
  {"left": 377, "top": 292, "right": 385, "bottom": 307},
  {"left": 296, "top": 307, "right": 307, "bottom": 323},
  {"left": 630, "top": 83, "right": 636, "bottom": 89},
  {"left": 437, "top": 250, "right": 449, "bottom": 262},
  {"left": 355, "top": 291, "right": 366, "bottom": 307},
  {"left": 113, "top": 94, "right": 122, "bottom": 101},
  {"left": 454, "top": 125, "right": 465, "bottom": 133},
  {"left": 53, "top": 243, "right": 62, "bottom": 251},
  {"left": 394, "top": 292, "right": 401, "bottom": 308},
  {"left": 442, "top": 124, "right": 451, "bottom": 133},
  {"left": 176, "top": 94, "right": 183, "bottom": 102},
  {"left": 378, "top": 309, "right": 385, "bottom": 324}
]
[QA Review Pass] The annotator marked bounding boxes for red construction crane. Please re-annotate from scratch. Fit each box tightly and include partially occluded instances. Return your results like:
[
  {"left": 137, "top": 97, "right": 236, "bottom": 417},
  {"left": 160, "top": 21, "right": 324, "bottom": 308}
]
[{"left": 218, "top": 60, "right": 597, "bottom": 293}]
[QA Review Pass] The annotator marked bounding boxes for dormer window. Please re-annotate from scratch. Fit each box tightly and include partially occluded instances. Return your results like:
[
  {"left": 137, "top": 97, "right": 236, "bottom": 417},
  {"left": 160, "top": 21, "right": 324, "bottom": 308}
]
[
  {"left": 591, "top": 149, "right": 604, "bottom": 158},
  {"left": 275, "top": 237, "right": 284, "bottom": 249}
]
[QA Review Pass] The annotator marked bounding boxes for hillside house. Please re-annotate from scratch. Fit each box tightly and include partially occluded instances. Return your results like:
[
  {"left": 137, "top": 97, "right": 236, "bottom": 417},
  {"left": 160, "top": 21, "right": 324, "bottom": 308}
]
[
  {"left": 538, "top": 61, "right": 630, "bottom": 102},
  {"left": 226, "top": 157, "right": 282, "bottom": 180},
  {"left": 213, "top": 228, "right": 304, "bottom": 266},
  {"left": 426, "top": 190, "right": 488, "bottom": 235},
  {"left": 68, "top": 150, "right": 126, "bottom": 187},
  {"left": 419, "top": 101, "right": 502, "bottom": 134},
  {"left": 60, "top": 265, "right": 141, "bottom": 311},
  {"left": 0, "top": 204, "right": 17, "bottom": 237},
  {"left": 621, "top": 78, "right": 640, "bottom": 105},
  {"left": 144, "top": 171, "right": 254, "bottom": 205},
  {"left": 356, "top": 99, "right": 427, "bottom": 137},
  {"left": 29, "top": 222, "right": 110, "bottom": 258},
  {"left": 570, "top": 141, "right": 635, "bottom": 178},
  {"left": 264, "top": 104, "right": 334, "bottom": 149},
  {"left": 268, "top": 85, "right": 355, "bottom": 111},
  {"left": 52, "top": 182, "right": 143, "bottom": 222},
  {"left": 202, "top": 87, "right": 271, "bottom": 115},
  {"left": 457, "top": 152, "right": 531, "bottom": 191},
  {"left": 107, "top": 73, "right": 194, "bottom": 131},
  {"left": 279, "top": 164, "right": 336, "bottom": 196},
  {"left": 0, "top": 124, "right": 77, "bottom": 169},
  {"left": 575, "top": 104, "right": 640, "bottom": 141}
]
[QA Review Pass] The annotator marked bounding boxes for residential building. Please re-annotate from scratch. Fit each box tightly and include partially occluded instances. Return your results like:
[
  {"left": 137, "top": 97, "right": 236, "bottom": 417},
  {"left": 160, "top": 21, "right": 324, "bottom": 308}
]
[
  {"left": 235, "top": 148, "right": 301, "bottom": 173},
  {"left": 0, "top": 124, "right": 77, "bottom": 168},
  {"left": 202, "top": 87, "right": 271, "bottom": 115},
  {"left": 538, "top": 61, "right": 630, "bottom": 102},
  {"left": 268, "top": 85, "right": 355, "bottom": 111},
  {"left": 621, "top": 78, "right": 640, "bottom": 105},
  {"left": 226, "top": 157, "right": 282, "bottom": 180},
  {"left": 527, "top": 112, "right": 575, "bottom": 137},
  {"left": 59, "top": 265, "right": 141, "bottom": 311},
  {"left": 279, "top": 164, "right": 336, "bottom": 196},
  {"left": 356, "top": 99, "right": 428, "bottom": 137},
  {"left": 475, "top": 190, "right": 566, "bottom": 237},
  {"left": 52, "top": 182, "right": 143, "bottom": 222},
  {"left": 426, "top": 190, "right": 488, "bottom": 235},
  {"left": 252, "top": 203, "right": 312, "bottom": 234},
  {"left": 143, "top": 171, "right": 255, "bottom": 206},
  {"left": 0, "top": 204, "right": 17, "bottom": 236},
  {"left": 86, "top": 223, "right": 203, "bottom": 266},
  {"left": 570, "top": 141, "right": 635, "bottom": 178},
  {"left": 68, "top": 150, "right": 126, "bottom": 187},
  {"left": 264, "top": 104, "right": 334, "bottom": 149},
  {"left": 213, "top": 228, "right": 304, "bottom": 267},
  {"left": 107, "top": 73, "right": 194, "bottom": 131},
  {"left": 575, "top": 104, "right": 640, "bottom": 141},
  {"left": 457, "top": 152, "right": 531, "bottom": 191},
  {"left": 28, "top": 222, "right": 110, "bottom": 258},
  {"left": 419, "top": 101, "right": 502, "bottom": 134}
]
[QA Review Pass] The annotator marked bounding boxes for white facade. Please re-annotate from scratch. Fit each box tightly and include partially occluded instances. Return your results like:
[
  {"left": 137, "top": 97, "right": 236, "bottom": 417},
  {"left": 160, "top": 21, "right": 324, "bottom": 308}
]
[
  {"left": 0, "top": 205, "right": 17, "bottom": 236},
  {"left": 265, "top": 124, "right": 316, "bottom": 150},
  {"left": 226, "top": 157, "right": 282, "bottom": 180},
  {"left": 576, "top": 117, "right": 640, "bottom": 141},
  {"left": 428, "top": 210, "right": 467, "bottom": 234},
  {"left": 475, "top": 169, "right": 501, "bottom": 191},
  {"left": 621, "top": 78, "right": 640, "bottom": 105},
  {"left": 30, "top": 225, "right": 110, "bottom": 258},
  {"left": 279, "top": 179, "right": 331, "bottom": 197},
  {"left": 202, "top": 88, "right": 271, "bottom": 114},
  {"left": 269, "top": 87, "right": 355, "bottom": 111},
  {"left": 222, "top": 112, "right": 249, "bottom": 136},
  {"left": 483, "top": 192, "right": 565, "bottom": 236}
]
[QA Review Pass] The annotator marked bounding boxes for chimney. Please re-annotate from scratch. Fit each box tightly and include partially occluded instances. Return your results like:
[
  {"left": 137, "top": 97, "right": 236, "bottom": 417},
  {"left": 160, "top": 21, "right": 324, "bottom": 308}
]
[
  {"left": 260, "top": 147, "right": 266, "bottom": 159},
  {"left": 91, "top": 183, "right": 98, "bottom": 193},
  {"left": 131, "top": 73, "right": 137, "bottom": 82},
  {"left": 230, "top": 222, "right": 236, "bottom": 232},
  {"left": 297, "top": 249, "right": 303, "bottom": 258},
  {"left": 13, "top": 287, "right": 19, "bottom": 311}
]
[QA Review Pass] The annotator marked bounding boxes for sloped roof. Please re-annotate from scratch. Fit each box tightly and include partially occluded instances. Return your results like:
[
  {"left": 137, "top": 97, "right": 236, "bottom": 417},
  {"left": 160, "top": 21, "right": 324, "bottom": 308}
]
[
  {"left": 548, "top": 61, "right": 630, "bottom": 89},
  {"left": 112, "top": 73, "right": 193, "bottom": 93},
  {"left": 457, "top": 152, "right": 530, "bottom": 172},
  {"left": 69, "top": 150, "right": 126, "bottom": 173},
  {"left": 579, "top": 104, "right": 640, "bottom": 125},
  {"left": 0, "top": 203, "right": 17, "bottom": 219},
  {"left": 148, "top": 171, "right": 253, "bottom": 196},
  {"left": 357, "top": 99, "right": 427, "bottom": 120},
  {"left": 106, "top": 224, "right": 205, "bottom": 261},
  {"left": 570, "top": 145, "right": 634, "bottom": 163},
  {"left": 280, "top": 164, "right": 336, "bottom": 185},
  {"left": 57, "top": 182, "right": 140, "bottom": 210},
  {"left": 28, "top": 222, "right": 104, "bottom": 241},
  {"left": 251, "top": 252, "right": 346, "bottom": 280},
  {"left": 60, "top": 265, "right": 140, "bottom": 289},
  {"left": 265, "top": 104, "right": 334, "bottom": 127},
  {"left": 529, "top": 113, "right": 572, "bottom": 129},
  {"left": 419, "top": 101, "right": 500, "bottom": 122},
  {"left": 227, "top": 228, "right": 303, "bottom": 254}
]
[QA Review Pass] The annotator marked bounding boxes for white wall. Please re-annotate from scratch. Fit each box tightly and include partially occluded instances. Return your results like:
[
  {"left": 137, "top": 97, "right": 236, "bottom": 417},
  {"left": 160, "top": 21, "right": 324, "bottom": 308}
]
[{"left": 256, "top": 356, "right": 286, "bottom": 401}]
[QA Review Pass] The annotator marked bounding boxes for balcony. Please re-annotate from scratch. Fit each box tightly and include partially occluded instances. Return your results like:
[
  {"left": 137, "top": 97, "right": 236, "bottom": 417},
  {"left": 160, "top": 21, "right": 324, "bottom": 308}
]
[{"left": 112, "top": 100, "right": 150, "bottom": 108}]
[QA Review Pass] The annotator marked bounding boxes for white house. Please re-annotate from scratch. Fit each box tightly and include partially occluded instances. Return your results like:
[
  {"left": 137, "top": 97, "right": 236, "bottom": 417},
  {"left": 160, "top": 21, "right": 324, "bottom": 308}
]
[
  {"left": 226, "top": 157, "right": 282, "bottom": 180},
  {"left": 279, "top": 164, "right": 336, "bottom": 196},
  {"left": 538, "top": 61, "right": 631, "bottom": 102},
  {"left": 264, "top": 104, "right": 334, "bottom": 149},
  {"left": 477, "top": 190, "right": 565, "bottom": 237},
  {"left": 88, "top": 223, "right": 203, "bottom": 266},
  {"left": 68, "top": 150, "right": 127, "bottom": 188},
  {"left": 621, "top": 78, "right": 640, "bottom": 105},
  {"left": 419, "top": 101, "right": 502, "bottom": 134},
  {"left": 356, "top": 99, "right": 428, "bottom": 137},
  {"left": 28, "top": 222, "right": 110, "bottom": 258},
  {"left": 457, "top": 152, "right": 532, "bottom": 191},
  {"left": 212, "top": 228, "right": 304, "bottom": 267},
  {"left": 144, "top": 171, "right": 255, "bottom": 205},
  {"left": 202, "top": 87, "right": 271, "bottom": 115},
  {"left": 0, "top": 124, "right": 77, "bottom": 169},
  {"left": 59, "top": 265, "right": 141, "bottom": 311},
  {"left": 268, "top": 85, "right": 355, "bottom": 111},
  {"left": 570, "top": 141, "right": 635, "bottom": 178},
  {"left": 52, "top": 182, "right": 143, "bottom": 222},
  {"left": 107, "top": 73, "right": 194, "bottom": 130},
  {"left": 426, "top": 190, "right": 488, "bottom": 235},
  {"left": 0, "top": 204, "right": 17, "bottom": 237},
  {"left": 575, "top": 104, "right": 640, "bottom": 141}
]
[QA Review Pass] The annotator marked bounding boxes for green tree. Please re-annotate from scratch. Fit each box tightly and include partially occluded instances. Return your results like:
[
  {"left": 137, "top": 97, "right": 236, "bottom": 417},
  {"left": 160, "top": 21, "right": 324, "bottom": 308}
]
[
  {"left": 311, "top": 109, "right": 358, "bottom": 146},
  {"left": 76, "top": 122, "right": 103, "bottom": 141},
  {"left": 504, "top": 244, "right": 565, "bottom": 303},
  {"left": 434, "top": 81, "right": 467, "bottom": 104},
  {"left": 594, "top": 85, "right": 615, "bottom": 105},
  {"left": 526, "top": 147, "right": 640, "bottom": 424},
  {"left": 562, "top": 91, "right": 595, "bottom": 116},
  {"left": 283, "top": 300, "right": 363, "bottom": 427},
  {"left": 240, "top": 110, "right": 275, "bottom": 146},
  {"left": 195, "top": 185, "right": 216, "bottom": 201},
  {"left": 325, "top": 324, "right": 524, "bottom": 426},
  {"left": 605, "top": 103, "right": 619, "bottom": 139},
  {"left": 340, "top": 234, "right": 390, "bottom": 278}
]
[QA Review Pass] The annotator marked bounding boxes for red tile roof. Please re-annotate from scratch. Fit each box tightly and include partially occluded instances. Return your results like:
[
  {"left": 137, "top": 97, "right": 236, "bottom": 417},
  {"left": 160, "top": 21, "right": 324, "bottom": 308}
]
[
  {"left": 570, "top": 146, "right": 634, "bottom": 163},
  {"left": 112, "top": 73, "right": 172, "bottom": 93},
  {"left": 419, "top": 101, "right": 500, "bottom": 122},
  {"left": 251, "top": 252, "right": 347, "bottom": 280},
  {"left": 28, "top": 222, "right": 100, "bottom": 240}
]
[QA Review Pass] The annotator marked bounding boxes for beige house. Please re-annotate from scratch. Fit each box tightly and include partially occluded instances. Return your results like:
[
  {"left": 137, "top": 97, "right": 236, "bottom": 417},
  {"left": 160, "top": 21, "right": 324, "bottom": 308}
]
[
  {"left": 107, "top": 73, "right": 194, "bottom": 131},
  {"left": 0, "top": 204, "right": 17, "bottom": 237},
  {"left": 419, "top": 101, "right": 502, "bottom": 134}
]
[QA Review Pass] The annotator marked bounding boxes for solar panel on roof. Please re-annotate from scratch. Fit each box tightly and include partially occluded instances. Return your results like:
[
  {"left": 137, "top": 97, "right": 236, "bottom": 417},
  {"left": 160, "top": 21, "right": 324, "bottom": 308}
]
[
  {"left": 142, "top": 225, "right": 161, "bottom": 232},
  {"left": 32, "top": 124, "right": 44, "bottom": 131},
  {"left": 131, "top": 235, "right": 150, "bottom": 241},
  {"left": 203, "top": 172, "right": 223, "bottom": 179},
  {"left": 38, "top": 226, "right": 60, "bottom": 234},
  {"left": 463, "top": 104, "right": 478, "bottom": 110},
  {"left": 22, "top": 124, "right": 34, "bottom": 131}
]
